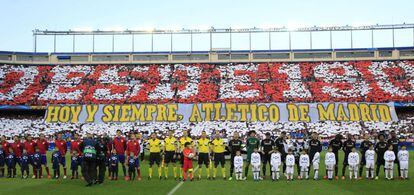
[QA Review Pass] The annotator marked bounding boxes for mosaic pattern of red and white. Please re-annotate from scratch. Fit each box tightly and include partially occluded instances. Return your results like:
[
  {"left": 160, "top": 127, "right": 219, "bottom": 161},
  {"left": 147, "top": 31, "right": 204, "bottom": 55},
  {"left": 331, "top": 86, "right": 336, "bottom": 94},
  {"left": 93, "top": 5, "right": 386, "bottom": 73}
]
[{"left": 0, "top": 61, "right": 413, "bottom": 105}]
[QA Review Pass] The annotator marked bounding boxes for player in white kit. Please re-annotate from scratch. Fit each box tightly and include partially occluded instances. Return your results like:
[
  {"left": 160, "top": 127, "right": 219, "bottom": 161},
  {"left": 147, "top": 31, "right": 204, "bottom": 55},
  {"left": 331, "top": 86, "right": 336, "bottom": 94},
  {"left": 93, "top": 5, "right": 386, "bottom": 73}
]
[
  {"left": 299, "top": 150, "right": 310, "bottom": 180},
  {"left": 397, "top": 145, "right": 409, "bottom": 180},
  {"left": 233, "top": 150, "right": 244, "bottom": 181},
  {"left": 270, "top": 148, "right": 281, "bottom": 181},
  {"left": 325, "top": 147, "right": 336, "bottom": 180},
  {"left": 384, "top": 145, "right": 396, "bottom": 180},
  {"left": 365, "top": 145, "right": 376, "bottom": 179},
  {"left": 285, "top": 149, "right": 295, "bottom": 181},
  {"left": 312, "top": 151, "right": 320, "bottom": 180},
  {"left": 251, "top": 148, "right": 261, "bottom": 181},
  {"left": 348, "top": 147, "right": 360, "bottom": 180}
]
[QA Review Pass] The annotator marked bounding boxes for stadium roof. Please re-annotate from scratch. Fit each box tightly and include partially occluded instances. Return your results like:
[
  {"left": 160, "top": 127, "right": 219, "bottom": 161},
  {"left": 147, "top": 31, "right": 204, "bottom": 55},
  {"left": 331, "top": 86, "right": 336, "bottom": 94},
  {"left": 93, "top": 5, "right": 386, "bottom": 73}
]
[
  {"left": 30, "top": 23, "right": 414, "bottom": 54},
  {"left": 33, "top": 23, "right": 414, "bottom": 35}
]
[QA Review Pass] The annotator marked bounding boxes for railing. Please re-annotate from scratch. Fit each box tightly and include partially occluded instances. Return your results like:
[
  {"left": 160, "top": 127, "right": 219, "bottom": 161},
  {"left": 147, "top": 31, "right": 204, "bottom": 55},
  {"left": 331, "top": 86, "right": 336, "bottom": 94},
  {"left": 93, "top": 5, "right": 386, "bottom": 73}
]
[{"left": 0, "top": 47, "right": 414, "bottom": 64}]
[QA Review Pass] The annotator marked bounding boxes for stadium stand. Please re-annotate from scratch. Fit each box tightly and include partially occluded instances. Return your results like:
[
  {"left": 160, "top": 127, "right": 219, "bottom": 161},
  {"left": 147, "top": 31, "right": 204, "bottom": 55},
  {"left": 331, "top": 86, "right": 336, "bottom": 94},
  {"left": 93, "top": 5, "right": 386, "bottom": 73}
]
[
  {"left": 0, "top": 113, "right": 413, "bottom": 139},
  {"left": 0, "top": 60, "right": 413, "bottom": 138},
  {"left": 0, "top": 61, "right": 413, "bottom": 105}
]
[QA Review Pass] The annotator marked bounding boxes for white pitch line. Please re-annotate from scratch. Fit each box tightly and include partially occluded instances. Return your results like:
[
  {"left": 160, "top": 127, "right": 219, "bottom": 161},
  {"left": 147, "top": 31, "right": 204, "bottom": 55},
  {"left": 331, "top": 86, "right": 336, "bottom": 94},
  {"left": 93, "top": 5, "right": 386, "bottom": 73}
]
[
  {"left": 167, "top": 181, "right": 184, "bottom": 195},
  {"left": 166, "top": 167, "right": 199, "bottom": 195}
]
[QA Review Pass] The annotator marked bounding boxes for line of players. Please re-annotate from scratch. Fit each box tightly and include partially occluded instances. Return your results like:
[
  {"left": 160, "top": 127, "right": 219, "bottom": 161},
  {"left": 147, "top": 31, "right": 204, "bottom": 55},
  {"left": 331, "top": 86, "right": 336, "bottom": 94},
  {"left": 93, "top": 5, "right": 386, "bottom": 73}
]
[
  {"left": 324, "top": 131, "right": 409, "bottom": 180},
  {"left": 0, "top": 133, "right": 69, "bottom": 179},
  {"left": 0, "top": 129, "right": 410, "bottom": 181}
]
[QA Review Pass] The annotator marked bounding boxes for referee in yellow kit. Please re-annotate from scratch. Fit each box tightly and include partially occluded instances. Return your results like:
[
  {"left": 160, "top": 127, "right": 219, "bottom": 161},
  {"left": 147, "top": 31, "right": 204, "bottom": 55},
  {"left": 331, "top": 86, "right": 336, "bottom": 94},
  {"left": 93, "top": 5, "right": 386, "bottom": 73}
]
[
  {"left": 210, "top": 132, "right": 226, "bottom": 180},
  {"left": 148, "top": 132, "right": 163, "bottom": 180},
  {"left": 197, "top": 131, "right": 211, "bottom": 180},
  {"left": 163, "top": 130, "right": 178, "bottom": 180}
]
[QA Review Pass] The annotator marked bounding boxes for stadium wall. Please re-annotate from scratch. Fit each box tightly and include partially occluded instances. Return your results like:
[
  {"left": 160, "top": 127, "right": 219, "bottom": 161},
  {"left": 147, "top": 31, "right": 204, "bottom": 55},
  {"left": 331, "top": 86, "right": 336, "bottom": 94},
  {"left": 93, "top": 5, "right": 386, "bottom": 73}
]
[{"left": 1, "top": 47, "right": 414, "bottom": 65}]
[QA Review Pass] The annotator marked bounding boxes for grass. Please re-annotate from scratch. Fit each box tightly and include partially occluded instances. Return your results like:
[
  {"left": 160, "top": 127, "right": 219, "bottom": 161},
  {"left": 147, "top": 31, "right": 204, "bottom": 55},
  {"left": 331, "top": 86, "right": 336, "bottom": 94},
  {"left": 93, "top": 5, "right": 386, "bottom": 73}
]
[{"left": 0, "top": 152, "right": 413, "bottom": 195}]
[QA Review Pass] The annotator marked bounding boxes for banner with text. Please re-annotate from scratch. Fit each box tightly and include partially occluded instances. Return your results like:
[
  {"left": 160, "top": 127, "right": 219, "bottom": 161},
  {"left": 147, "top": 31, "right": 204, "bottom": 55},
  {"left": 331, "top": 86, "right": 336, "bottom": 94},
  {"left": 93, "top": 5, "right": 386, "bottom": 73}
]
[{"left": 44, "top": 102, "right": 398, "bottom": 123}]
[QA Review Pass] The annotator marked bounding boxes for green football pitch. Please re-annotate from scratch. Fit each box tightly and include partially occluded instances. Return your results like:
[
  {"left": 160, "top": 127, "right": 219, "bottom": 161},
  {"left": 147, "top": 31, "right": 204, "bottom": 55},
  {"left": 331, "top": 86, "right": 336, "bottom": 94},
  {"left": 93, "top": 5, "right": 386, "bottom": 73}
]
[{"left": 0, "top": 152, "right": 413, "bottom": 195}]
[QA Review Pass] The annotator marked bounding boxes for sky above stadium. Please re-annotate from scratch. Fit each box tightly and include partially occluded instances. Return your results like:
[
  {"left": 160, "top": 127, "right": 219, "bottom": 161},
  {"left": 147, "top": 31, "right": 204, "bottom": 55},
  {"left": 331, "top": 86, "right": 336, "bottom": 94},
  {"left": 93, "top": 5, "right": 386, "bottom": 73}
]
[{"left": 1, "top": 0, "right": 414, "bottom": 52}]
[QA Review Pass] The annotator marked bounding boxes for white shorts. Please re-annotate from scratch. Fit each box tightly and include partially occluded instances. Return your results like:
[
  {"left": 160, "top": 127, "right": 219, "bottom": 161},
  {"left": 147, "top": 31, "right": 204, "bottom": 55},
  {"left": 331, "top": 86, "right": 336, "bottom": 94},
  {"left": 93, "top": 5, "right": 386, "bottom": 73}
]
[
  {"left": 385, "top": 162, "right": 394, "bottom": 169},
  {"left": 235, "top": 166, "right": 243, "bottom": 173},
  {"left": 312, "top": 162, "right": 319, "bottom": 170},
  {"left": 365, "top": 161, "right": 375, "bottom": 169},
  {"left": 400, "top": 161, "right": 409, "bottom": 170},
  {"left": 349, "top": 164, "right": 358, "bottom": 171},
  {"left": 286, "top": 165, "right": 294, "bottom": 174},
  {"left": 326, "top": 164, "right": 334, "bottom": 171},
  {"left": 252, "top": 164, "right": 260, "bottom": 172},
  {"left": 300, "top": 166, "right": 309, "bottom": 172},
  {"left": 271, "top": 164, "right": 280, "bottom": 172}
]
